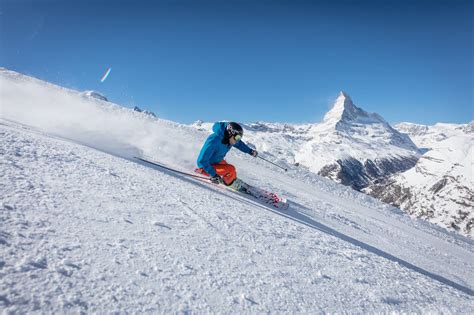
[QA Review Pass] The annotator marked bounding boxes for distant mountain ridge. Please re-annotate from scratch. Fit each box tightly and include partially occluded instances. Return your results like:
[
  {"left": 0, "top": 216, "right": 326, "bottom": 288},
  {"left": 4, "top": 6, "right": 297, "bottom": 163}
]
[{"left": 133, "top": 106, "right": 157, "bottom": 118}]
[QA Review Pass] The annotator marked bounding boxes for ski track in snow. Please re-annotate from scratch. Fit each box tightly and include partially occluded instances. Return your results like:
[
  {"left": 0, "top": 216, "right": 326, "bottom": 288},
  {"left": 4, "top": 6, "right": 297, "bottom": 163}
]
[{"left": 1, "top": 120, "right": 474, "bottom": 313}]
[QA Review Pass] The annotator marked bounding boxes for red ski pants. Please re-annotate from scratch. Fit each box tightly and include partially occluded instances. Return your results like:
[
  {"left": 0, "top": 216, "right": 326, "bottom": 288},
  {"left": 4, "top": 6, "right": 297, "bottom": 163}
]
[{"left": 196, "top": 160, "right": 237, "bottom": 185}]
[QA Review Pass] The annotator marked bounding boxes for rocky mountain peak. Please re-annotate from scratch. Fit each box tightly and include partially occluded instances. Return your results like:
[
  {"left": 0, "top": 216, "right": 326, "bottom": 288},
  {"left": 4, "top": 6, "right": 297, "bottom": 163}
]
[
  {"left": 322, "top": 91, "right": 358, "bottom": 125},
  {"left": 313, "top": 92, "right": 419, "bottom": 152}
]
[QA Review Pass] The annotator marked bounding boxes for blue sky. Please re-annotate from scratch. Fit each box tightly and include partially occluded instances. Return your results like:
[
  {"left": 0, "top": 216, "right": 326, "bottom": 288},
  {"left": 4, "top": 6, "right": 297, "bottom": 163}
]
[{"left": 1, "top": 0, "right": 472, "bottom": 125}]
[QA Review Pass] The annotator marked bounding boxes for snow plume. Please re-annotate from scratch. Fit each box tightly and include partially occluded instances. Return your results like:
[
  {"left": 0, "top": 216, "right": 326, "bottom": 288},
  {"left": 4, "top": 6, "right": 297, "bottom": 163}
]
[{"left": 0, "top": 68, "right": 205, "bottom": 169}]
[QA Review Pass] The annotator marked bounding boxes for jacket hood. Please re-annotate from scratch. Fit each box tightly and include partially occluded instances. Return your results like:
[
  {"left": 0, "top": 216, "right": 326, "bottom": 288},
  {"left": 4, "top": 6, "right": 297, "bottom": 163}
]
[{"left": 212, "top": 122, "right": 228, "bottom": 137}]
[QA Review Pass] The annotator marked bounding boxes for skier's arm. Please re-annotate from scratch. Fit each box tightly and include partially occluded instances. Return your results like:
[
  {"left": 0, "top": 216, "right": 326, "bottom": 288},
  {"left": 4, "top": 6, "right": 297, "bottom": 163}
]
[
  {"left": 197, "top": 136, "right": 219, "bottom": 177},
  {"left": 234, "top": 140, "right": 253, "bottom": 155}
]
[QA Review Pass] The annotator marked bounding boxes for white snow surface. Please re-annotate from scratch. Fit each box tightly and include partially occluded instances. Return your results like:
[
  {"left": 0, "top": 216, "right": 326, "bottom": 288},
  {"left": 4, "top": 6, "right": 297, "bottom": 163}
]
[{"left": 1, "top": 69, "right": 474, "bottom": 312}]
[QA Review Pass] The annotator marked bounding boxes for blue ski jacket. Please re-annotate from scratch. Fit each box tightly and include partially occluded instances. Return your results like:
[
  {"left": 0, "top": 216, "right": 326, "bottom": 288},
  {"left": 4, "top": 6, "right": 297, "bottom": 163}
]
[{"left": 197, "top": 122, "right": 253, "bottom": 177}]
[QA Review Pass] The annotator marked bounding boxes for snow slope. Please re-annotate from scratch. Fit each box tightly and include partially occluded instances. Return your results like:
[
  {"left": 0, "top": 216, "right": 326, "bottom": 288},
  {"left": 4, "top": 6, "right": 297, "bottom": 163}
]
[
  {"left": 1, "top": 69, "right": 474, "bottom": 312},
  {"left": 369, "top": 122, "right": 474, "bottom": 237}
]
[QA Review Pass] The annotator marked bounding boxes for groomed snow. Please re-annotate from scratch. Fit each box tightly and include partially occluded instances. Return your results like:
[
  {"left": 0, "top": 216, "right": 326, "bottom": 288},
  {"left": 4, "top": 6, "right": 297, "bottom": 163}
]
[{"left": 1, "top": 69, "right": 473, "bottom": 312}]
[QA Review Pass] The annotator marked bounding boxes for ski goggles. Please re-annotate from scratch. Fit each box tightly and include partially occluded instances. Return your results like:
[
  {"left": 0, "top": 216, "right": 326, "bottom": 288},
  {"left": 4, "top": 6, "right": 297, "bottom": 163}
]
[{"left": 234, "top": 134, "right": 242, "bottom": 141}]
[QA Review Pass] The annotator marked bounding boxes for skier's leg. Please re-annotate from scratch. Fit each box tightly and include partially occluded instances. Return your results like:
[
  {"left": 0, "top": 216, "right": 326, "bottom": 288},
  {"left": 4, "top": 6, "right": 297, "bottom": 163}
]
[
  {"left": 195, "top": 161, "right": 238, "bottom": 186},
  {"left": 213, "top": 160, "right": 237, "bottom": 185},
  {"left": 194, "top": 168, "right": 209, "bottom": 176}
]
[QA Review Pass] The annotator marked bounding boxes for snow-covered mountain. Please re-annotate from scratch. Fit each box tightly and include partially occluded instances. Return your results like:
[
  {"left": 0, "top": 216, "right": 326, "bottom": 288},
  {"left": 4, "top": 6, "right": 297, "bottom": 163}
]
[
  {"left": 1, "top": 68, "right": 474, "bottom": 312},
  {"left": 194, "top": 92, "right": 420, "bottom": 191},
  {"left": 396, "top": 121, "right": 474, "bottom": 150},
  {"left": 367, "top": 122, "right": 474, "bottom": 237},
  {"left": 297, "top": 92, "right": 420, "bottom": 190}
]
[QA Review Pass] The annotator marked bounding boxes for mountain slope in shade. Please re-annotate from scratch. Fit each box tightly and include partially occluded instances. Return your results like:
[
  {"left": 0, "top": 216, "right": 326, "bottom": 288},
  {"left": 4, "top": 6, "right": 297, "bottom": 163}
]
[{"left": 367, "top": 122, "right": 474, "bottom": 237}]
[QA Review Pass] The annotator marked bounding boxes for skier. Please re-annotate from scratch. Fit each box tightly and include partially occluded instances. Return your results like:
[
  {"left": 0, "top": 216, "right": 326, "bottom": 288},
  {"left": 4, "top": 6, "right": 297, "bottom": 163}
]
[{"left": 196, "top": 121, "right": 258, "bottom": 190}]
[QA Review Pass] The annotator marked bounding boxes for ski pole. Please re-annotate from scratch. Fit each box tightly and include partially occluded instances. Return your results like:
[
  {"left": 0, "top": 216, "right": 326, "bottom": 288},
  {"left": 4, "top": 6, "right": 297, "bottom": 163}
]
[{"left": 257, "top": 155, "right": 287, "bottom": 172}]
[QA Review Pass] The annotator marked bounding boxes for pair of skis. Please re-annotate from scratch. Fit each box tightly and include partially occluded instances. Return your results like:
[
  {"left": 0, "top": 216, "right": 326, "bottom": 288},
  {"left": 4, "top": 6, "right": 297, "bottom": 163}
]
[
  {"left": 209, "top": 177, "right": 289, "bottom": 210},
  {"left": 134, "top": 157, "right": 289, "bottom": 210}
]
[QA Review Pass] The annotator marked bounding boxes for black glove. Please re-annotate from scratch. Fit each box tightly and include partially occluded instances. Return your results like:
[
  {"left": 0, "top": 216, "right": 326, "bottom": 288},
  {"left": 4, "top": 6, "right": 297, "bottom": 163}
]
[
  {"left": 210, "top": 175, "right": 222, "bottom": 184},
  {"left": 250, "top": 150, "right": 258, "bottom": 157}
]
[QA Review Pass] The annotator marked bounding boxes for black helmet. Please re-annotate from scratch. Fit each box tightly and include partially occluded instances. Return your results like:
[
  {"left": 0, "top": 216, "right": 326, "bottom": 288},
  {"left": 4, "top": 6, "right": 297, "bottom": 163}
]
[{"left": 227, "top": 122, "right": 243, "bottom": 137}]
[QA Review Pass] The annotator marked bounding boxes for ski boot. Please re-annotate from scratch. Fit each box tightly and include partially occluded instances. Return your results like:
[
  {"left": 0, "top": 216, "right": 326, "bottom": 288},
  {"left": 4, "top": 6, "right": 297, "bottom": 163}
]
[{"left": 227, "top": 178, "right": 250, "bottom": 193}]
